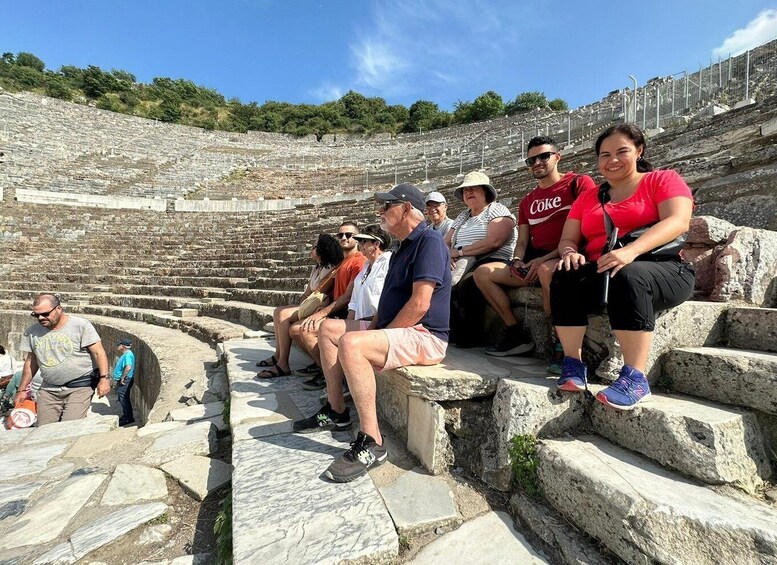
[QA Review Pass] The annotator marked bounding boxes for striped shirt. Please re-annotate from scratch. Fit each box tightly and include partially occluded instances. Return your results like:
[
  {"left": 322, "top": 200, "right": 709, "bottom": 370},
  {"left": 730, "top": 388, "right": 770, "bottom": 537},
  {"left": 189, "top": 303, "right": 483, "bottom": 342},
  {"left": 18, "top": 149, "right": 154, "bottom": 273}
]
[{"left": 450, "top": 202, "right": 517, "bottom": 262}]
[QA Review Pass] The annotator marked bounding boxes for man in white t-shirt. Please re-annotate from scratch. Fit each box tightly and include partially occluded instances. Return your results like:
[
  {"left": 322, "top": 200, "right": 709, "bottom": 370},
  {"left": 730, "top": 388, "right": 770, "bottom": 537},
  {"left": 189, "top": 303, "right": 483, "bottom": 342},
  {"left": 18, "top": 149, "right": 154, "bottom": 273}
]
[{"left": 17, "top": 294, "right": 110, "bottom": 426}]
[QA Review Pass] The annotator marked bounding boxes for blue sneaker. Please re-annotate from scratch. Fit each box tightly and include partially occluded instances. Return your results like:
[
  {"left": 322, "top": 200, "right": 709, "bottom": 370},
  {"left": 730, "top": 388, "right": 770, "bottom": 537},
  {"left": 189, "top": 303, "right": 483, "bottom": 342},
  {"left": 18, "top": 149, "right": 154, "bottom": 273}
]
[
  {"left": 596, "top": 365, "right": 651, "bottom": 410},
  {"left": 556, "top": 357, "right": 587, "bottom": 392}
]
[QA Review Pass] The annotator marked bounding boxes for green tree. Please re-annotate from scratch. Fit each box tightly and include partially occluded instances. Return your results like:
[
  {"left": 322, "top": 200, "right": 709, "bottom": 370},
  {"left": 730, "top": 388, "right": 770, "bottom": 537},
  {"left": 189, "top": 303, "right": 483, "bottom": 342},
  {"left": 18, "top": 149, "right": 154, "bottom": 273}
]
[
  {"left": 406, "top": 100, "right": 441, "bottom": 132},
  {"left": 81, "top": 65, "right": 119, "bottom": 98},
  {"left": 548, "top": 98, "right": 568, "bottom": 111},
  {"left": 340, "top": 90, "right": 370, "bottom": 121},
  {"left": 45, "top": 76, "right": 73, "bottom": 100},
  {"left": 15, "top": 52, "right": 45, "bottom": 72},
  {"left": 505, "top": 91, "right": 549, "bottom": 114}
]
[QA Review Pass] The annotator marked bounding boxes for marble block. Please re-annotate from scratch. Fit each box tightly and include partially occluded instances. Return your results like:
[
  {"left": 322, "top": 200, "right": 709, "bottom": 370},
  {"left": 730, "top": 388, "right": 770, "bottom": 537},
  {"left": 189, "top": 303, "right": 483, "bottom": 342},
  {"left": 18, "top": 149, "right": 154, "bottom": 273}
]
[
  {"left": 101, "top": 464, "right": 168, "bottom": 505},
  {"left": 161, "top": 455, "right": 232, "bottom": 501}
]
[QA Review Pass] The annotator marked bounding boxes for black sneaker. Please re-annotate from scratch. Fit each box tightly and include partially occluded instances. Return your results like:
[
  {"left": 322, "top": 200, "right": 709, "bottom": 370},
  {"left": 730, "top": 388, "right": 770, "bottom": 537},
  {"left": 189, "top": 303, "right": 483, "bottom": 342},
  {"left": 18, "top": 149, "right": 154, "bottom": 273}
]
[
  {"left": 484, "top": 326, "right": 535, "bottom": 357},
  {"left": 302, "top": 372, "right": 326, "bottom": 390},
  {"left": 292, "top": 402, "right": 351, "bottom": 434},
  {"left": 295, "top": 363, "right": 321, "bottom": 376},
  {"left": 324, "top": 432, "right": 388, "bottom": 482}
]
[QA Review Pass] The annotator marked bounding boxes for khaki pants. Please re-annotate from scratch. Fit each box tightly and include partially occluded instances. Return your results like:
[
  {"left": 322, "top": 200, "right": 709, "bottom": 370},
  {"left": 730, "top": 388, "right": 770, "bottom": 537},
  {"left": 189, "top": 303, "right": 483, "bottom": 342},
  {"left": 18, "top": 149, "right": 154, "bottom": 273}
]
[{"left": 37, "top": 387, "right": 94, "bottom": 426}]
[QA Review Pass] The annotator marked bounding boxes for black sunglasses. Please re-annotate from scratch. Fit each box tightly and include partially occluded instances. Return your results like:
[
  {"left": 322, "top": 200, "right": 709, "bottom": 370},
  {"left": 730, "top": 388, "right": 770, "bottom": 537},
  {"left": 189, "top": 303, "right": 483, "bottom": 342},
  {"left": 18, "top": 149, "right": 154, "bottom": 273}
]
[
  {"left": 524, "top": 151, "right": 558, "bottom": 167},
  {"left": 31, "top": 305, "right": 59, "bottom": 318},
  {"left": 336, "top": 232, "right": 355, "bottom": 240},
  {"left": 378, "top": 200, "right": 406, "bottom": 212}
]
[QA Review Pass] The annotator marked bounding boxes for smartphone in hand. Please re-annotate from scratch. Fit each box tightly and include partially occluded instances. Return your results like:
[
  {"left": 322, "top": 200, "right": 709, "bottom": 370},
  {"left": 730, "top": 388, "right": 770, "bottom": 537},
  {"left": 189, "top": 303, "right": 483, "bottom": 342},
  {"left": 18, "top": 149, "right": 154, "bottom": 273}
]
[{"left": 510, "top": 265, "right": 530, "bottom": 278}]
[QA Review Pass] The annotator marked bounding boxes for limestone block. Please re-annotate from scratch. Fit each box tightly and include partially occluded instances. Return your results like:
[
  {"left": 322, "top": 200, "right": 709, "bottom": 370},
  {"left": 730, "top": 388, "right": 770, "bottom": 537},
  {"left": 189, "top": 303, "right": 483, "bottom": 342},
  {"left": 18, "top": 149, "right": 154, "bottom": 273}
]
[
  {"left": 0, "top": 443, "right": 69, "bottom": 481},
  {"left": 666, "top": 347, "right": 777, "bottom": 415},
  {"left": 34, "top": 502, "right": 168, "bottom": 564},
  {"left": 167, "top": 401, "right": 224, "bottom": 424},
  {"left": 64, "top": 426, "right": 137, "bottom": 459},
  {"left": 590, "top": 391, "right": 771, "bottom": 493},
  {"left": 489, "top": 377, "right": 586, "bottom": 491},
  {"left": 172, "top": 308, "right": 199, "bottom": 318},
  {"left": 378, "top": 468, "right": 457, "bottom": 533},
  {"left": 0, "top": 473, "right": 107, "bottom": 549},
  {"left": 695, "top": 165, "right": 777, "bottom": 231},
  {"left": 761, "top": 116, "right": 777, "bottom": 137},
  {"left": 726, "top": 307, "right": 777, "bottom": 353},
  {"left": 407, "top": 397, "right": 452, "bottom": 475},
  {"left": 143, "top": 421, "right": 217, "bottom": 466},
  {"left": 538, "top": 436, "right": 777, "bottom": 565},
  {"left": 101, "top": 464, "right": 168, "bottom": 505},
  {"left": 25, "top": 414, "right": 117, "bottom": 444},
  {"left": 200, "top": 297, "right": 225, "bottom": 303},
  {"left": 376, "top": 371, "right": 410, "bottom": 442},
  {"left": 379, "top": 347, "right": 510, "bottom": 401},
  {"left": 509, "top": 493, "right": 612, "bottom": 565},
  {"left": 138, "top": 524, "right": 173, "bottom": 545},
  {"left": 408, "top": 511, "right": 548, "bottom": 564},
  {"left": 231, "top": 432, "right": 397, "bottom": 564},
  {"left": 687, "top": 215, "right": 736, "bottom": 245},
  {"left": 161, "top": 455, "right": 232, "bottom": 501},
  {"left": 136, "top": 421, "right": 186, "bottom": 437},
  {"left": 712, "top": 226, "right": 777, "bottom": 306}
]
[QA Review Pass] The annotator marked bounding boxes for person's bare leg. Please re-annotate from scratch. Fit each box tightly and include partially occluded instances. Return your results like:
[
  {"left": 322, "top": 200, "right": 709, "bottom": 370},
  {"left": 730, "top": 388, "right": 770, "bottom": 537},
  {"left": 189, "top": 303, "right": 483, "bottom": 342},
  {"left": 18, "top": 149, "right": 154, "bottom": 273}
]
[
  {"left": 337, "top": 330, "right": 390, "bottom": 444},
  {"left": 299, "top": 326, "right": 321, "bottom": 367},
  {"left": 289, "top": 321, "right": 311, "bottom": 359},
  {"left": 536, "top": 260, "right": 557, "bottom": 316},
  {"left": 319, "top": 319, "right": 363, "bottom": 413},
  {"left": 274, "top": 306, "right": 299, "bottom": 371},
  {"left": 555, "top": 326, "right": 587, "bottom": 359},
  {"left": 473, "top": 263, "right": 527, "bottom": 326},
  {"left": 613, "top": 330, "right": 652, "bottom": 372}
]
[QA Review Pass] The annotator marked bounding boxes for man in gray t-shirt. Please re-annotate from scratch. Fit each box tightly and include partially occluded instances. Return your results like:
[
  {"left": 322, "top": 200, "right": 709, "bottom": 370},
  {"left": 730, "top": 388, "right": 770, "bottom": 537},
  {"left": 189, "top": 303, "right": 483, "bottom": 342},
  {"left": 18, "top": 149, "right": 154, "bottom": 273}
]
[{"left": 17, "top": 294, "right": 110, "bottom": 426}]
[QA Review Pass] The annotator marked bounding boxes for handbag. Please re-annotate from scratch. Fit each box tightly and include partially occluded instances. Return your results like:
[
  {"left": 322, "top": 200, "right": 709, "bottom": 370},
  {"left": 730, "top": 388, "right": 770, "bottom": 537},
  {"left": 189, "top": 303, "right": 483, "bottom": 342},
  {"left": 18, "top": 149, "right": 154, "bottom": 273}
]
[
  {"left": 297, "top": 267, "right": 337, "bottom": 319},
  {"left": 598, "top": 182, "right": 686, "bottom": 261}
]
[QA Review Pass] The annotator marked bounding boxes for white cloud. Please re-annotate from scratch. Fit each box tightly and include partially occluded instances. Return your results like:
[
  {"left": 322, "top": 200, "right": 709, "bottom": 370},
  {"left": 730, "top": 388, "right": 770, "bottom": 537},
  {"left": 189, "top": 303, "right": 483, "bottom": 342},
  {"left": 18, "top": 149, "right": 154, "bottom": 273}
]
[
  {"left": 712, "top": 9, "right": 777, "bottom": 58},
  {"left": 310, "top": 83, "right": 345, "bottom": 103},
  {"left": 347, "top": 0, "right": 529, "bottom": 102}
]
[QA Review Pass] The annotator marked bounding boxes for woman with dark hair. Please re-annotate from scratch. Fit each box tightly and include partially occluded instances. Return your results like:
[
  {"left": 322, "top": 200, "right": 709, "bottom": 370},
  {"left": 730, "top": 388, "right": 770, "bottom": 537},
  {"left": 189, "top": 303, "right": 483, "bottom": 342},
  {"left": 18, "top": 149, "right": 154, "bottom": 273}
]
[
  {"left": 257, "top": 234, "right": 343, "bottom": 378},
  {"left": 551, "top": 124, "right": 695, "bottom": 409}
]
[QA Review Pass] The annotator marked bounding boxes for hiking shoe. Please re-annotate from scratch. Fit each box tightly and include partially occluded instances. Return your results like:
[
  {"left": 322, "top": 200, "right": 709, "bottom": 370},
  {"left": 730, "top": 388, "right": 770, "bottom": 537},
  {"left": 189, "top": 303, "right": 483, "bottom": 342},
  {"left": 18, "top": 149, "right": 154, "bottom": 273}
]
[
  {"left": 324, "top": 432, "right": 388, "bottom": 482},
  {"left": 296, "top": 363, "right": 321, "bottom": 377},
  {"left": 292, "top": 402, "right": 351, "bottom": 434},
  {"left": 556, "top": 356, "right": 587, "bottom": 392},
  {"left": 596, "top": 365, "right": 651, "bottom": 410},
  {"left": 547, "top": 338, "right": 564, "bottom": 375},
  {"left": 484, "top": 326, "right": 534, "bottom": 357},
  {"left": 302, "top": 372, "right": 326, "bottom": 390}
]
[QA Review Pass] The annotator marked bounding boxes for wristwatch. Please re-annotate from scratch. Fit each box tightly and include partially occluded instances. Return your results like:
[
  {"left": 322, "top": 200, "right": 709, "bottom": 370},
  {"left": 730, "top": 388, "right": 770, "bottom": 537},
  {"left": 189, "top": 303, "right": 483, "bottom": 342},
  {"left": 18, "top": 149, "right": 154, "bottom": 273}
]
[
  {"left": 99, "top": 375, "right": 110, "bottom": 380},
  {"left": 456, "top": 245, "right": 463, "bottom": 257}
]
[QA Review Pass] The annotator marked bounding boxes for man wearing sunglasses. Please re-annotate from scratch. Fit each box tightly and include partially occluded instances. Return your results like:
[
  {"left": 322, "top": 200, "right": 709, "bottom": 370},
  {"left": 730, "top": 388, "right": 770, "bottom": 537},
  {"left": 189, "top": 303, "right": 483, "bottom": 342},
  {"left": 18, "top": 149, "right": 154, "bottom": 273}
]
[
  {"left": 476, "top": 137, "right": 596, "bottom": 361},
  {"left": 16, "top": 293, "right": 110, "bottom": 426},
  {"left": 290, "top": 222, "right": 366, "bottom": 387},
  {"left": 293, "top": 183, "right": 451, "bottom": 483}
]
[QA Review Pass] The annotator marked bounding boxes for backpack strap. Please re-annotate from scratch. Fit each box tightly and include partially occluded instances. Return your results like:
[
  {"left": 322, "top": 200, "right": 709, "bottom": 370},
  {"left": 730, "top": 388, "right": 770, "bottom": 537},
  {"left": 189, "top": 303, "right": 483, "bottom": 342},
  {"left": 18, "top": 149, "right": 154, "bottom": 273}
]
[{"left": 569, "top": 174, "right": 580, "bottom": 199}]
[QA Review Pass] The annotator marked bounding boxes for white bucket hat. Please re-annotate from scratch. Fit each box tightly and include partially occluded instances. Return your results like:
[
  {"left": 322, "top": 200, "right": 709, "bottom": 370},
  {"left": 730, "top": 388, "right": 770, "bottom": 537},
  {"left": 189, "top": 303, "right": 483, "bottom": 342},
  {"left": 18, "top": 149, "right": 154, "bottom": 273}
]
[{"left": 454, "top": 171, "right": 497, "bottom": 202}]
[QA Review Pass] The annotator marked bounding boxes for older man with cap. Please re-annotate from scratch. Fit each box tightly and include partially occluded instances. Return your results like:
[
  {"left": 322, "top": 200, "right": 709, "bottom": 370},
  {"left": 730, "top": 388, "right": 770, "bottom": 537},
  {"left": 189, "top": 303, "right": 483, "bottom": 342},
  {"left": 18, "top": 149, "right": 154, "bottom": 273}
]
[
  {"left": 17, "top": 293, "right": 110, "bottom": 426},
  {"left": 113, "top": 338, "right": 136, "bottom": 426},
  {"left": 293, "top": 183, "right": 452, "bottom": 483},
  {"left": 425, "top": 191, "right": 453, "bottom": 239}
]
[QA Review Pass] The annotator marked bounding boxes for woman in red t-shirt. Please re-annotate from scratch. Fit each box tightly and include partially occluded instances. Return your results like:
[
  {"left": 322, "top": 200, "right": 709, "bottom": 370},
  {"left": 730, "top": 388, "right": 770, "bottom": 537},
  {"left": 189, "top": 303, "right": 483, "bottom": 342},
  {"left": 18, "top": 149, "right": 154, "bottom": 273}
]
[{"left": 550, "top": 124, "right": 695, "bottom": 409}]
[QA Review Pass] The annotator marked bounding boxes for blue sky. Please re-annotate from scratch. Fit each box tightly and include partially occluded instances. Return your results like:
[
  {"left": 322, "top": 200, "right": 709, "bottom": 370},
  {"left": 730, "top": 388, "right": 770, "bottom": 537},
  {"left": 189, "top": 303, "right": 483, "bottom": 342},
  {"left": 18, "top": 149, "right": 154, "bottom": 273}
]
[{"left": 2, "top": 1, "right": 777, "bottom": 110}]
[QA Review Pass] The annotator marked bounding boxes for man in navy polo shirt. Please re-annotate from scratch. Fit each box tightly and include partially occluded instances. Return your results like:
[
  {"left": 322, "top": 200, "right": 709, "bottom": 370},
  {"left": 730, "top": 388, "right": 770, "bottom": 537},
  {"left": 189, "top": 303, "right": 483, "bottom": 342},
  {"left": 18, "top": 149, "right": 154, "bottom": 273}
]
[{"left": 292, "top": 183, "right": 451, "bottom": 483}]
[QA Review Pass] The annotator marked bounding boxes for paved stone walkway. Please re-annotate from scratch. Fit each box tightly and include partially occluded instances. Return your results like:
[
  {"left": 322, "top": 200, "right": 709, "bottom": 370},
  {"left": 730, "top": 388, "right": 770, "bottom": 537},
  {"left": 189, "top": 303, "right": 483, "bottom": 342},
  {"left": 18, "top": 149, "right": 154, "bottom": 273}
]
[
  {"left": 0, "top": 394, "right": 227, "bottom": 564},
  {"left": 225, "top": 334, "right": 552, "bottom": 564}
]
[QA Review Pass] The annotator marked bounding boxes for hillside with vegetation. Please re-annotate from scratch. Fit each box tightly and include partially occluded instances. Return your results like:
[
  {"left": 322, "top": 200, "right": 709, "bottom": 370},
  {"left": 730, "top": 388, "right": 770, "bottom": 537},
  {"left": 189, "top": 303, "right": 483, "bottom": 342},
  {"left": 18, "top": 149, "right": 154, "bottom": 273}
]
[{"left": 0, "top": 50, "right": 567, "bottom": 137}]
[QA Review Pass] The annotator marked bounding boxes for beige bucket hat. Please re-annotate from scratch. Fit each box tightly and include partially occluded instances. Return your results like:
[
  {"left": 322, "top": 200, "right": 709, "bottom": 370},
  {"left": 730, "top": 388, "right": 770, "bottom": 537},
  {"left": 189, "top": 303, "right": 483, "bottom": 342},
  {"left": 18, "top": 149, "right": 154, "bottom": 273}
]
[{"left": 453, "top": 171, "right": 497, "bottom": 202}]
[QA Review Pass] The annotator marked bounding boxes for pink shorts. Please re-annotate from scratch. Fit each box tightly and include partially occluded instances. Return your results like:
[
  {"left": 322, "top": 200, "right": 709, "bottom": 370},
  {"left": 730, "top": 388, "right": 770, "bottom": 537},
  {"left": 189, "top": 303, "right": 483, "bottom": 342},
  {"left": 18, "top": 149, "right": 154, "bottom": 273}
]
[{"left": 377, "top": 324, "right": 448, "bottom": 372}]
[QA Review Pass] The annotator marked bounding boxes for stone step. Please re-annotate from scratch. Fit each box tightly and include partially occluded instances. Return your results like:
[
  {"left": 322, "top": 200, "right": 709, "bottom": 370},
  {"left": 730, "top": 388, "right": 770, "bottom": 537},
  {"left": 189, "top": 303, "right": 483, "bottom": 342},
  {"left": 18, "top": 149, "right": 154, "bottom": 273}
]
[
  {"left": 589, "top": 388, "right": 772, "bottom": 493},
  {"left": 725, "top": 306, "right": 777, "bottom": 353},
  {"left": 665, "top": 346, "right": 777, "bottom": 415},
  {"left": 228, "top": 288, "right": 303, "bottom": 306},
  {"left": 538, "top": 435, "right": 777, "bottom": 565}
]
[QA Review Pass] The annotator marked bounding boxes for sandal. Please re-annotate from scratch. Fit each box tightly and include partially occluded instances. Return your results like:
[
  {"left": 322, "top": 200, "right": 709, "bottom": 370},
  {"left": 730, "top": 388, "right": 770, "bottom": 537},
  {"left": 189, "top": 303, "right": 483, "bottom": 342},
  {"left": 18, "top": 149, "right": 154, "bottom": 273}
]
[
  {"left": 256, "top": 355, "right": 277, "bottom": 367},
  {"left": 256, "top": 364, "right": 291, "bottom": 379}
]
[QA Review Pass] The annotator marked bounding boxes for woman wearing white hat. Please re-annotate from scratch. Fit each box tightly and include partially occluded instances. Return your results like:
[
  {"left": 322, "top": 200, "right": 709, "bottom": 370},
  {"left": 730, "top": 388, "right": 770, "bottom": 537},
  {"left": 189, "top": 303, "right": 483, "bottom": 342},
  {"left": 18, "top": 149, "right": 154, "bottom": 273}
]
[{"left": 445, "top": 171, "right": 518, "bottom": 347}]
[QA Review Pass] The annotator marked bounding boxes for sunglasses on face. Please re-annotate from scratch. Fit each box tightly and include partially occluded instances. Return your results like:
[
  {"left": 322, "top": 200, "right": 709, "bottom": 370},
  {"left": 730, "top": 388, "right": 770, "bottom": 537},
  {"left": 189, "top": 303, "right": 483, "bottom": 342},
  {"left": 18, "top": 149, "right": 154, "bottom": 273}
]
[
  {"left": 524, "top": 151, "right": 558, "bottom": 167},
  {"left": 336, "top": 232, "right": 355, "bottom": 240},
  {"left": 31, "top": 305, "right": 59, "bottom": 318},
  {"left": 378, "top": 200, "right": 406, "bottom": 212}
]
